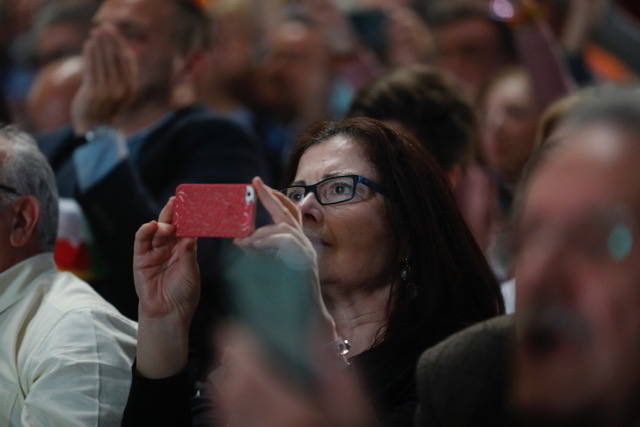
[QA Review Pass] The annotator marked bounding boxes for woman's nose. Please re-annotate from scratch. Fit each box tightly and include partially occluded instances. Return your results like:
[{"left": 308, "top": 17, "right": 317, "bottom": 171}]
[{"left": 298, "top": 192, "right": 323, "bottom": 223}]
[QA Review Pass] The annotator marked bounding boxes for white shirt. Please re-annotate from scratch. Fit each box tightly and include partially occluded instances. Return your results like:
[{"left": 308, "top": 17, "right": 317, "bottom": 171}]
[{"left": 0, "top": 253, "right": 137, "bottom": 426}]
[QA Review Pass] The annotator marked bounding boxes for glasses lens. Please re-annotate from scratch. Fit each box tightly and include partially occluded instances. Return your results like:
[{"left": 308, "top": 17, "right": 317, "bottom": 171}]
[
  {"left": 318, "top": 176, "right": 355, "bottom": 204},
  {"left": 285, "top": 187, "right": 306, "bottom": 203}
]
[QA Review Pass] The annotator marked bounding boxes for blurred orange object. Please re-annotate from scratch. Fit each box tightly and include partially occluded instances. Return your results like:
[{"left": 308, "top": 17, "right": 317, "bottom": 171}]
[{"left": 584, "top": 42, "right": 636, "bottom": 82}]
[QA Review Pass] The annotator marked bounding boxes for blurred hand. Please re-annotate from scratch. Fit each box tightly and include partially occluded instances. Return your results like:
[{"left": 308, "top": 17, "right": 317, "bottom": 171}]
[
  {"left": 235, "top": 177, "right": 338, "bottom": 339},
  {"left": 386, "top": 5, "right": 435, "bottom": 67},
  {"left": 133, "top": 197, "right": 200, "bottom": 378},
  {"left": 71, "top": 24, "right": 137, "bottom": 135},
  {"left": 214, "top": 324, "right": 377, "bottom": 427}
]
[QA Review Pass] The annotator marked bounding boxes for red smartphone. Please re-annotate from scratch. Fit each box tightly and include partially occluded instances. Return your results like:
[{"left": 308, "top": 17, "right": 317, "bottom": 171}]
[{"left": 172, "top": 183, "right": 256, "bottom": 238}]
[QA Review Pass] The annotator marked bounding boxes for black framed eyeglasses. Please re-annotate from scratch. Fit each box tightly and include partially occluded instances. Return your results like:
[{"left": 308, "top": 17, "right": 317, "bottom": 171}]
[
  {"left": 281, "top": 175, "right": 386, "bottom": 206},
  {"left": 0, "top": 184, "right": 19, "bottom": 197}
]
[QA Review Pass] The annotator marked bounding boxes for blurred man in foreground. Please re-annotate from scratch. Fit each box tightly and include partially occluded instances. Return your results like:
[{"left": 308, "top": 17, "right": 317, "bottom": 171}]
[
  {"left": 512, "top": 91, "right": 640, "bottom": 426},
  {"left": 0, "top": 126, "right": 136, "bottom": 426},
  {"left": 418, "top": 90, "right": 640, "bottom": 427}
]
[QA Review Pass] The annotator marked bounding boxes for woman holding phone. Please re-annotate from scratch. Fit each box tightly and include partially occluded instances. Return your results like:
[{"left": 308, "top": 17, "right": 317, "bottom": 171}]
[{"left": 123, "top": 118, "right": 503, "bottom": 426}]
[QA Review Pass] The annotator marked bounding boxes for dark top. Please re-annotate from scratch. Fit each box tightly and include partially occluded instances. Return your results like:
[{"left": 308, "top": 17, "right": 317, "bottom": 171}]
[{"left": 123, "top": 338, "right": 426, "bottom": 427}]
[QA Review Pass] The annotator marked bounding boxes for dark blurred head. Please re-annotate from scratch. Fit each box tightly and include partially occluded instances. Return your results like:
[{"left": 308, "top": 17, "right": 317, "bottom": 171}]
[
  {"left": 479, "top": 67, "right": 538, "bottom": 185},
  {"left": 285, "top": 117, "right": 503, "bottom": 350},
  {"left": 258, "top": 16, "right": 332, "bottom": 123},
  {"left": 348, "top": 65, "right": 476, "bottom": 176},
  {"left": 427, "top": 2, "right": 517, "bottom": 97},
  {"left": 92, "top": 0, "right": 210, "bottom": 109},
  {"left": 514, "top": 89, "right": 640, "bottom": 425},
  {"left": 31, "top": 1, "right": 98, "bottom": 69}
]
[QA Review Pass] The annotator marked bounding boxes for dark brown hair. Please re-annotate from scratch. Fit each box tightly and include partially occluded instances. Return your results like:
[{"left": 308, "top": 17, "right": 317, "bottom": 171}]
[
  {"left": 285, "top": 117, "right": 504, "bottom": 351},
  {"left": 348, "top": 65, "right": 476, "bottom": 171},
  {"left": 171, "top": 0, "right": 212, "bottom": 52}
]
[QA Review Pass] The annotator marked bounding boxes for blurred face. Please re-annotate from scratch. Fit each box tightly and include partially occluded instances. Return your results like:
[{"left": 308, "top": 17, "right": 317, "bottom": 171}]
[
  {"left": 93, "top": 0, "right": 183, "bottom": 108},
  {"left": 514, "top": 125, "right": 640, "bottom": 422},
  {"left": 434, "top": 17, "right": 510, "bottom": 97},
  {"left": 481, "top": 72, "right": 538, "bottom": 184},
  {"left": 292, "top": 136, "right": 393, "bottom": 291},
  {"left": 260, "top": 21, "right": 331, "bottom": 121}
]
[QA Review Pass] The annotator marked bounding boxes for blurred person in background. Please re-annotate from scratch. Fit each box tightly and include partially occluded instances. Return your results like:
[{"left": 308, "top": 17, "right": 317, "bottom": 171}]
[
  {"left": 36, "top": 0, "right": 266, "bottom": 382},
  {"left": 0, "top": 0, "right": 99, "bottom": 124},
  {"left": 426, "top": 1, "right": 518, "bottom": 98},
  {"left": 28, "top": 1, "right": 98, "bottom": 70},
  {"left": 480, "top": 67, "right": 539, "bottom": 191},
  {"left": 123, "top": 118, "right": 503, "bottom": 426},
  {"left": 261, "top": 14, "right": 334, "bottom": 125},
  {"left": 348, "top": 65, "right": 475, "bottom": 189},
  {"left": 201, "top": 0, "right": 258, "bottom": 131},
  {"left": 477, "top": 67, "right": 542, "bottom": 297}
]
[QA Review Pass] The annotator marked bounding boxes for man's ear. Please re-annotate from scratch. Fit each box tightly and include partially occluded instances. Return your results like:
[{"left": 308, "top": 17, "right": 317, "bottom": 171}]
[
  {"left": 171, "top": 50, "right": 209, "bottom": 107},
  {"left": 173, "top": 49, "right": 209, "bottom": 82},
  {"left": 9, "top": 196, "right": 40, "bottom": 248}
]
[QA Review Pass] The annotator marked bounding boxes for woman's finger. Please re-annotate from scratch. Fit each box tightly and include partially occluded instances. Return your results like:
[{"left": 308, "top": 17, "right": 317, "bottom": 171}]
[
  {"left": 134, "top": 220, "right": 159, "bottom": 256},
  {"left": 272, "top": 189, "right": 302, "bottom": 224},
  {"left": 253, "top": 177, "right": 297, "bottom": 226},
  {"left": 158, "top": 196, "right": 175, "bottom": 224},
  {"left": 151, "top": 222, "right": 177, "bottom": 249}
]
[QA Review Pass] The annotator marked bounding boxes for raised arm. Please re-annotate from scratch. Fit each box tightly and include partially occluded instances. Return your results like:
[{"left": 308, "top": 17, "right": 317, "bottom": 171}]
[{"left": 133, "top": 197, "right": 200, "bottom": 379}]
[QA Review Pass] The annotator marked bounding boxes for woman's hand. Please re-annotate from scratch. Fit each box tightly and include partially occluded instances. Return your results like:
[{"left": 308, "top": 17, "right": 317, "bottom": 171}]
[
  {"left": 235, "top": 177, "right": 338, "bottom": 339},
  {"left": 133, "top": 197, "right": 200, "bottom": 378},
  {"left": 134, "top": 197, "right": 200, "bottom": 322}
]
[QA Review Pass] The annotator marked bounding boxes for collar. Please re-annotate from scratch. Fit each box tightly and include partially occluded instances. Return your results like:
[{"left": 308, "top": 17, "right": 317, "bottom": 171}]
[{"left": 0, "top": 253, "right": 56, "bottom": 314}]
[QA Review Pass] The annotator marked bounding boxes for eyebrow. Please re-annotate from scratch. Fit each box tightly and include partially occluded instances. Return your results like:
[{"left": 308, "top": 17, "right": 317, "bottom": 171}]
[{"left": 291, "top": 170, "right": 353, "bottom": 186}]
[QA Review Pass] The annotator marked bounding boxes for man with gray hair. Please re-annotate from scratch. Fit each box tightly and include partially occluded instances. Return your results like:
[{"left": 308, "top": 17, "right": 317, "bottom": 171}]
[{"left": 0, "top": 126, "right": 136, "bottom": 426}]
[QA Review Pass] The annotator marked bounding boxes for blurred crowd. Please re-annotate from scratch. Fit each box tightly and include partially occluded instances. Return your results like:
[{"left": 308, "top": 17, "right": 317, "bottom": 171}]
[{"left": 1, "top": 0, "right": 640, "bottom": 426}]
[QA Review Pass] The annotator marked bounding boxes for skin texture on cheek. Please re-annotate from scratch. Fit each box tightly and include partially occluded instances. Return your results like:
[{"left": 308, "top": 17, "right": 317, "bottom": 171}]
[
  {"left": 318, "top": 197, "right": 393, "bottom": 290},
  {"left": 295, "top": 137, "right": 394, "bottom": 292}
]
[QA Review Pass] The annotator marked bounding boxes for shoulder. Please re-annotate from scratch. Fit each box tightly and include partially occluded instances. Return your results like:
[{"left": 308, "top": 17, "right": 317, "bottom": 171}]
[
  {"left": 418, "top": 314, "right": 514, "bottom": 370},
  {"left": 164, "top": 105, "right": 254, "bottom": 145},
  {"left": 29, "top": 270, "right": 137, "bottom": 344},
  {"left": 416, "top": 315, "right": 515, "bottom": 427}
]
